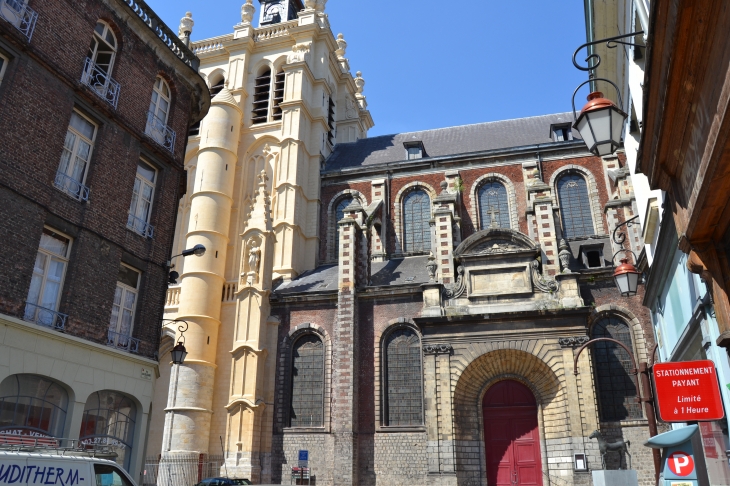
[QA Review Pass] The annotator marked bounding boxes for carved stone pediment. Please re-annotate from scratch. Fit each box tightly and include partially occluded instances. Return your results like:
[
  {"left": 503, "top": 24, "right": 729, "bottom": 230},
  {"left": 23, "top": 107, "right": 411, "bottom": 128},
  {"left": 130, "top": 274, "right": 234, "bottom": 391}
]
[{"left": 455, "top": 228, "right": 539, "bottom": 258}]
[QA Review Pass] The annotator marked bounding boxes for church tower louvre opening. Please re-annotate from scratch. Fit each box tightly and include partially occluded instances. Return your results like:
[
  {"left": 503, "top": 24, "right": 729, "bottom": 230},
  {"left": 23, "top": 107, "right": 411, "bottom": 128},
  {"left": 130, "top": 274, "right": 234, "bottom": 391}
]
[{"left": 151, "top": 2, "right": 658, "bottom": 486}]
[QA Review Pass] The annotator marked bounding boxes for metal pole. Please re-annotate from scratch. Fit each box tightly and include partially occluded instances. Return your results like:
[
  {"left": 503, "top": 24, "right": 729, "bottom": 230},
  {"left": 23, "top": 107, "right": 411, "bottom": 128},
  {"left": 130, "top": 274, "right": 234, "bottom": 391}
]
[{"left": 639, "top": 362, "right": 661, "bottom": 481}]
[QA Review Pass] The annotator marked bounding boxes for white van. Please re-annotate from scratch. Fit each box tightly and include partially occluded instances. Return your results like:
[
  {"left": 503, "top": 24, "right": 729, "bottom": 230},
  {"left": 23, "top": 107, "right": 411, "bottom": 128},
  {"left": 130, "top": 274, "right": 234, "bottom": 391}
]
[{"left": 0, "top": 451, "right": 138, "bottom": 486}]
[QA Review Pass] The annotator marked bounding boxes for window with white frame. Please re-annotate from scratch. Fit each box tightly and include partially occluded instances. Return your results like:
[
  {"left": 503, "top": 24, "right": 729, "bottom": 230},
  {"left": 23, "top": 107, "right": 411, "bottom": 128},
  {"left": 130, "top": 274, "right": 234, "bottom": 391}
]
[
  {"left": 0, "top": 52, "right": 8, "bottom": 88},
  {"left": 87, "top": 21, "right": 116, "bottom": 76},
  {"left": 146, "top": 77, "right": 172, "bottom": 146},
  {"left": 108, "top": 264, "right": 140, "bottom": 349},
  {"left": 127, "top": 160, "right": 156, "bottom": 238},
  {"left": 24, "top": 228, "right": 72, "bottom": 329},
  {"left": 55, "top": 111, "right": 96, "bottom": 201}
]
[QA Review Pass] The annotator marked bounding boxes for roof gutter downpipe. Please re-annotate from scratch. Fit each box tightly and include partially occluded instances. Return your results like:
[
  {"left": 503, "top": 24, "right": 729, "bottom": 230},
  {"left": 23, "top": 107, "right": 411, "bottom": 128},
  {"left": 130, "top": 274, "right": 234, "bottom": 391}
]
[{"left": 635, "top": 0, "right": 650, "bottom": 40}]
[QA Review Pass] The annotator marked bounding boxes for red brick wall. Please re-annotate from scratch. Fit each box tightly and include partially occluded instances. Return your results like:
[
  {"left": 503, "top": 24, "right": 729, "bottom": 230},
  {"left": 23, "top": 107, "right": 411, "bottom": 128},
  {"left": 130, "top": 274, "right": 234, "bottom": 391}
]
[
  {"left": 319, "top": 181, "right": 372, "bottom": 262},
  {"left": 0, "top": 0, "right": 203, "bottom": 358}
]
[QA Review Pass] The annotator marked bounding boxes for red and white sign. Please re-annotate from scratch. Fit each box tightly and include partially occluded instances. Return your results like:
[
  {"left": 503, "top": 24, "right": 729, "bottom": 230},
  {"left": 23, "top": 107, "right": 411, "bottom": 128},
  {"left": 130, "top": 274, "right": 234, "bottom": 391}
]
[
  {"left": 667, "top": 451, "right": 695, "bottom": 477},
  {"left": 654, "top": 359, "right": 725, "bottom": 422}
]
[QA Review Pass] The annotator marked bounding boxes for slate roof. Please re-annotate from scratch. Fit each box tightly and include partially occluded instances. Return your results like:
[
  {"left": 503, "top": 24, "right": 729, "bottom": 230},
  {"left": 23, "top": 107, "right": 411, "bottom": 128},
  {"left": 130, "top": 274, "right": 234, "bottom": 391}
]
[
  {"left": 273, "top": 256, "right": 431, "bottom": 295},
  {"left": 325, "top": 113, "right": 580, "bottom": 171}
]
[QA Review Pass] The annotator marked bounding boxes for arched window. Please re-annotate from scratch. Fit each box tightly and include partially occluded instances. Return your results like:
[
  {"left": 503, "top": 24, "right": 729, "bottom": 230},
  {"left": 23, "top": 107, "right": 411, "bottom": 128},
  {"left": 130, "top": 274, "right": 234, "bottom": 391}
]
[
  {"left": 557, "top": 173, "right": 594, "bottom": 238},
  {"left": 210, "top": 77, "right": 225, "bottom": 96},
  {"left": 252, "top": 68, "right": 271, "bottom": 124},
  {"left": 146, "top": 77, "right": 173, "bottom": 148},
  {"left": 591, "top": 316, "right": 642, "bottom": 421},
  {"left": 272, "top": 69, "right": 285, "bottom": 121},
  {"left": 333, "top": 196, "right": 353, "bottom": 259},
  {"left": 0, "top": 374, "right": 69, "bottom": 438},
  {"left": 80, "top": 391, "right": 137, "bottom": 469},
  {"left": 87, "top": 21, "right": 117, "bottom": 76},
  {"left": 478, "top": 181, "right": 511, "bottom": 229},
  {"left": 403, "top": 189, "right": 431, "bottom": 253},
  {"left": 384, "top": 328, "right": 423, "bottom": 426},
  {"left": 290, "top": 335, "right": 324, "bottom": 427}
]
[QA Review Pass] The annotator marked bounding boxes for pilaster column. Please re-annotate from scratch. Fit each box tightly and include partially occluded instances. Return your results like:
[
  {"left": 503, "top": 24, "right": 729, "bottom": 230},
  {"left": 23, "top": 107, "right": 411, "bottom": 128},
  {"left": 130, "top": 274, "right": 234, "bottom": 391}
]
[{"left": 423, "top": 344, "right": 457, "bottom": 485}]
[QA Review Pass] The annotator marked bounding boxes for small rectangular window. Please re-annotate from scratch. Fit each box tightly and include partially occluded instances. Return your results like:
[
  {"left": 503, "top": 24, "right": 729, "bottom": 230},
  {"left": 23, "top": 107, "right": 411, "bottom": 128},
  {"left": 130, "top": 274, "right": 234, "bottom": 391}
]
[
  {"left": 127, "top": 160, "right": 156, "bottom": 238},
  {"left": 552, "top": 125, "right": 573, "bottom": 142},
  {"left": 580, "top": 245, "right": 604, "bottom": 268},
  {"left": 407, "top": 147, "right": 422, "bottom": 160},
  {"left": 55, "top": 111, "right": 96, "bottom": 201},
  {"left": 24, "top": 228, "right": 72, "bottom": 328},
  {"left": 108, "top": 264, "right": 140, "bottom": 350}
]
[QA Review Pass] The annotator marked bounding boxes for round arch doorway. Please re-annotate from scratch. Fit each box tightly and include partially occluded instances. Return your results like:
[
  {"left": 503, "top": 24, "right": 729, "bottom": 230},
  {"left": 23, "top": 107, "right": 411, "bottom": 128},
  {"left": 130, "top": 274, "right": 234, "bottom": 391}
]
[{"left": 483, "top": 380, "right": 543, "bottom": 486}]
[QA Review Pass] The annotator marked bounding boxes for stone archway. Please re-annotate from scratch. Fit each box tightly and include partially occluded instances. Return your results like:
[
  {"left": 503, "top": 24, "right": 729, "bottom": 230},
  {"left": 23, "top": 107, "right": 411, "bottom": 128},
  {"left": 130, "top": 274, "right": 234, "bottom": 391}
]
[{"left": 452, "top": 348, "right": 564, "bottom": 486}]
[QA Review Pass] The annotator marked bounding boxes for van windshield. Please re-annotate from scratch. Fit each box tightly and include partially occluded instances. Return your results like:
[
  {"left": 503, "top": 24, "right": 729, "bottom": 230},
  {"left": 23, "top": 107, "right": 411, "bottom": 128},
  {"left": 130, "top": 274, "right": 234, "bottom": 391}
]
[{"left": 94, "top": 464, "right": 133, "bottom": 486}]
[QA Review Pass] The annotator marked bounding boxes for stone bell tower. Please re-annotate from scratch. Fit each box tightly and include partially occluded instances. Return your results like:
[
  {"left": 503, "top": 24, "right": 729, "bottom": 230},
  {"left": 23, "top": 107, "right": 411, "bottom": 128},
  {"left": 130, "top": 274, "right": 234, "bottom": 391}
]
[{"left": 158, "top": 0, "right": 373, "bottom": 483}]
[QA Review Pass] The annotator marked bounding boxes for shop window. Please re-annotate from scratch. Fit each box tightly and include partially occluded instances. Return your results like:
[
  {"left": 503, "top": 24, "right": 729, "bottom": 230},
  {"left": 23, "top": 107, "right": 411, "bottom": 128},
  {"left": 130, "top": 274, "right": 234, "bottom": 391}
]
[
  {"left": 80, "top": 391, "right": 136, "bottom": 470},
  {"left": 0, "top": 374, "right": 68, "bottom": 438}
]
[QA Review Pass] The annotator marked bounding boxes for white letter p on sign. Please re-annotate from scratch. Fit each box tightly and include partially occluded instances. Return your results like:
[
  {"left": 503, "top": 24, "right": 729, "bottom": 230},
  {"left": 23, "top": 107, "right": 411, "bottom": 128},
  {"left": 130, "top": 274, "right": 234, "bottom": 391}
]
[{"left": 673, "top": 454, "right": 690, "bottom": 473}]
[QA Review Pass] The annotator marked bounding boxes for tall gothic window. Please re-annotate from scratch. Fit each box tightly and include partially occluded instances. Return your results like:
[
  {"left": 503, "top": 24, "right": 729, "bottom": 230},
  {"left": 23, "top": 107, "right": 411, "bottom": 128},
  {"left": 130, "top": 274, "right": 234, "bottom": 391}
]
[
  {"left": 384, "top": 328, "right": 423, "bottom": 426},
  {"left": 290, "top": 335, "right": 324, "bottom": 427},
  {"left": 333, "top": 196, "right": 353, "bottom": 259},
  {"left": 252, "top": 68, "right": 271, "bottom": 124},
  {"left": 557, "top": 173, "right": 594, "bottom": 238},
  {"left": 478, "top": 181, "right": 511, "bottom": 230},
  {"left": 591, "top": 316, "right": 642, "bottom": 421},
  {"left": 403, "top": 189, "right": 431, "bottom": 253}
]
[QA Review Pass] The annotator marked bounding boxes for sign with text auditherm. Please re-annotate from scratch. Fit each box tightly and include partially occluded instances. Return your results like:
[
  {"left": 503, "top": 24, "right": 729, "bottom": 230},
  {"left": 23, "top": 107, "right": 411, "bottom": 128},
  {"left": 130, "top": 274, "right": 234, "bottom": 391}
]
[{"left": 654, "top": 360, "right": 724, "bottom": 422}]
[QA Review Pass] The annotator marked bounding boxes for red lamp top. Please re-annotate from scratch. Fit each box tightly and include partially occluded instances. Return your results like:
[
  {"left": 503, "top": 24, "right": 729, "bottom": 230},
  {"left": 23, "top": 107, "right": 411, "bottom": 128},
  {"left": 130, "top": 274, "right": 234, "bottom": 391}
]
[
  {"left": 613, "top": 257, "right": 640, "bottom": 277},
  {"left": 579, "top": 91, "right": 620, "bottom": 116}
]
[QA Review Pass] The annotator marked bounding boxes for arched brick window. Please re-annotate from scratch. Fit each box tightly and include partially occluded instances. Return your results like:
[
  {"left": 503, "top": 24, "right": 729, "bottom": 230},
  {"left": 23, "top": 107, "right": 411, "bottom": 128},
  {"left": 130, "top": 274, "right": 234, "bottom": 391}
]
[
  {"left": 478, "top": 181, "right": 511, "bottom": 229},
  {"left": 290, "top": 334, "right": 324, "bottom": 427},
  {"left": 557, "top": 173, "right": 595, "bottom": 238},
  {"left": 403, "top": 189, "right": 431, "bottom": 253},
  {"left": 591, "top": 316, "right": 642, "bottom": 420},
  {"left": 333, "top": 196, "right": 353, "bottom": 257},
  {"left": 384, "top": 329, "right": 423, "bottom": 426}
]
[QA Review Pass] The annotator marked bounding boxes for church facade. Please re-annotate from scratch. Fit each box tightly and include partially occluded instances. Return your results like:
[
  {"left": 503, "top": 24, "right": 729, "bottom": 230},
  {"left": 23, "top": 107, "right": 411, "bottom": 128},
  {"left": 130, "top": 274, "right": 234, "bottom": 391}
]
[{"left": 151, "top": 2, "right": 658, "bottom": 485}]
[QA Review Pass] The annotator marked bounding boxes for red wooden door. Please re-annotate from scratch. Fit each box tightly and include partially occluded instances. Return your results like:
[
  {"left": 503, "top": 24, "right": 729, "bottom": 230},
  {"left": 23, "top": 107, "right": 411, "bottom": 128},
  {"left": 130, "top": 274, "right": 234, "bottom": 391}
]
[{"left": 483, "top": 380, "right": 543, "bottom": 486}]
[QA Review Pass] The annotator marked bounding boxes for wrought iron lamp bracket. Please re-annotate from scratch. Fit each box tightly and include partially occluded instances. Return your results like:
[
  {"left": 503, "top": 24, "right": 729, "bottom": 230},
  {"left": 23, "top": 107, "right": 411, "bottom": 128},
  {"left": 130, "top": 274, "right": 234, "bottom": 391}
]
[
  {"left": 572, "top": 31, "right": 646, "bottom": 74},
  {"left": 610, "top": 214, "right": 641, "bottom": 266},
  {"left": 161, "top": 318, "right": 189, "bottom": 345}
]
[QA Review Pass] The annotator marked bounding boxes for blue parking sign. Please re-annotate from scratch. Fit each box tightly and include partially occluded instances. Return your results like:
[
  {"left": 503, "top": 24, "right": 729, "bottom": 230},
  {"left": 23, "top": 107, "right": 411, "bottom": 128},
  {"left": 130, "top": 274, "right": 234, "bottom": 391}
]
[{"left": 299, "top": 450, "right": 309, "bottom": 462}]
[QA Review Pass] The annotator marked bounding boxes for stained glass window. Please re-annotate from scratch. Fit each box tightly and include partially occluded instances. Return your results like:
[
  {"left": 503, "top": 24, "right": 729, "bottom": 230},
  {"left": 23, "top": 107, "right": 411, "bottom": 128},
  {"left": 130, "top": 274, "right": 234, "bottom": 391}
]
[
  {"left": 290, "top": 335, "right": 324, "bottom": 427},
  {"left": 403, "top": 189, "right": 431, "bottom": 253},
  {"left": 478, "top": 181, "right": 511, "bottom": 230},
  {"left": 384, "top": 329, "right": 423, "bottom": 426},
  {"left": 557, "top": 174, "right": 595, "bottom": 238},
  {"left": 333, "top": 196, "right": 353, "bottom": 259},
  {"left": 591, "top": 316, "right": 642, "bottom": 421}
]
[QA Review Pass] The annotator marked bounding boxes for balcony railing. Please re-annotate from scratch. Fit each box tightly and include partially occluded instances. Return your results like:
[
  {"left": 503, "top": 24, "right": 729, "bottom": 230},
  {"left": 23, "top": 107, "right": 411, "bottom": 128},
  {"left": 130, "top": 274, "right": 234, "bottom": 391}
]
[
  {"left": 81, "top": 58, "right": 121, "bottom": 109},
  {"left": 107, "top": 329, "right": 140, "bottom": 353},
  {"left": 54, "top": 171, "right": 90, "bottom": 202},
  {"left": 145, "top": 111, "right": 176, "bottom": 154},
  {"left": 127, "top": 213, "right": 155, "bottom": 239},
  {"left": 0, "top": 0, "right": 38, "bottom": 41},
  {"left": 23, "top": 302, "right": 67, "bottom": 331}
]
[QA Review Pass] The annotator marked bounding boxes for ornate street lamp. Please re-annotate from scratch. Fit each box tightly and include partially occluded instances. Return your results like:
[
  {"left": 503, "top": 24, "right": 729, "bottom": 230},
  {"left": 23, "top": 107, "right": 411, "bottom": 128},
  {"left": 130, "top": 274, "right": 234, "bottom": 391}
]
[
  {"left": 571, "top": 32, "right": 644, "bottom": 157},
  {"left": 162, "top": 319, "right": 189, "bottom": 365},
  {"left": 611, "top": 215, "right": 642, "bottom": 297}
]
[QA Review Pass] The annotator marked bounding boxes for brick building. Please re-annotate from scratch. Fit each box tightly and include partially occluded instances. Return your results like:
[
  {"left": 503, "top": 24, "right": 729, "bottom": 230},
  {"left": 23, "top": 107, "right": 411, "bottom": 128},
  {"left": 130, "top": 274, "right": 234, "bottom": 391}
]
[
  {"left": 153, "top": 1, "right": 657, "bottom": 485},
  {"left": 0, "top": 0, "right": 208, "bottom": 480}
]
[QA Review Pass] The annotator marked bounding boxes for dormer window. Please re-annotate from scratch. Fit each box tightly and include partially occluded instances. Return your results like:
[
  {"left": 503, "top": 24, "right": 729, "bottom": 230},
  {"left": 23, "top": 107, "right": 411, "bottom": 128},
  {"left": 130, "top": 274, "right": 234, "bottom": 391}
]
[
  {"left": 579, "top": 243, "right": 605, "bottom": 268},
  {"left": 551, "top": 124, "right": 573, "bottom": 142},
  {"left": 404, "top": 141, "right": 425, "bottom": 160}
]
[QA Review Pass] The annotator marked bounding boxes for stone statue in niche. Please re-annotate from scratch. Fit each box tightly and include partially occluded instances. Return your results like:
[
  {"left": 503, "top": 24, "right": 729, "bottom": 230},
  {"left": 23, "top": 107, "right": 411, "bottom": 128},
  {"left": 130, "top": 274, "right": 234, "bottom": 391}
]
[{"left": 246, "top": 242, "right": 261, "bottom": 286}]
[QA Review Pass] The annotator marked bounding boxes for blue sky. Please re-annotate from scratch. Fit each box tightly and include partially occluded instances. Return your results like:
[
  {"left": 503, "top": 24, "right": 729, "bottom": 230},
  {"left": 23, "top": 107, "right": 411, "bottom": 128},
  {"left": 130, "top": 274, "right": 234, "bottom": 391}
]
[{"left": 147, "top": 0, "right": 589, "bottom": 136}]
